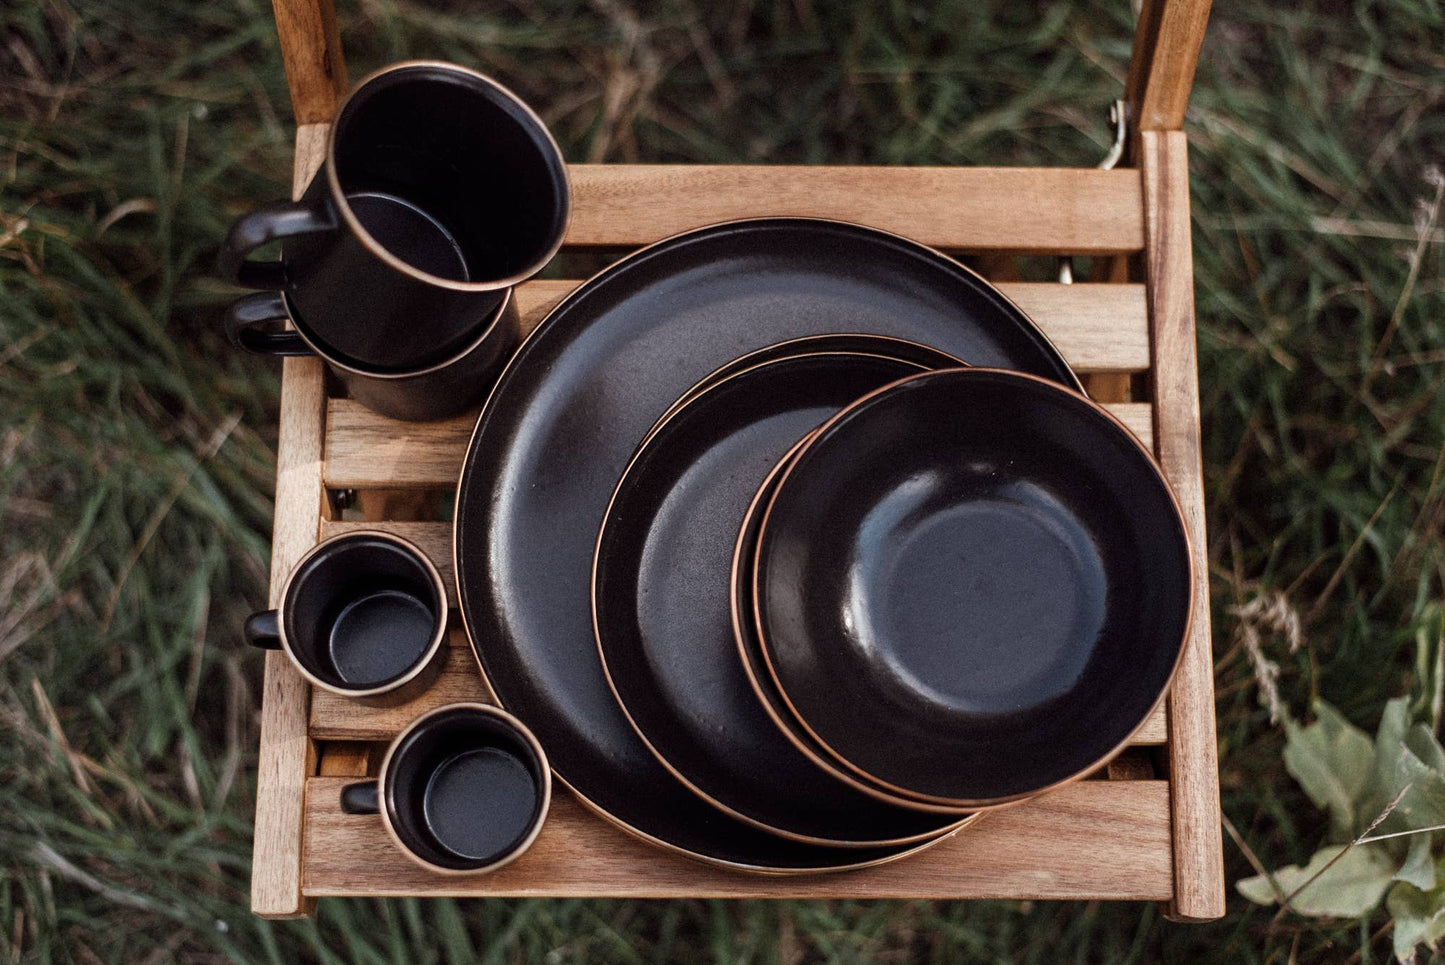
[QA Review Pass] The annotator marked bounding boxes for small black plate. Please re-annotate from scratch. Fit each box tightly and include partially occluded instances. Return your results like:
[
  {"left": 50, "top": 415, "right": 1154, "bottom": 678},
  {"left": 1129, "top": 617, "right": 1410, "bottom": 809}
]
[
  {"left": 753, "top": 368, "right": 1193, "bottom": 807},
  {"left": 594, "top": 343, "right": 973, "bottom": 846}
]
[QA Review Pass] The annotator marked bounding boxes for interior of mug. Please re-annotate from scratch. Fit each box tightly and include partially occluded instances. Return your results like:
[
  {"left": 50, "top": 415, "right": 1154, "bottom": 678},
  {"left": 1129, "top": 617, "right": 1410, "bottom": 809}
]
[
  {"left": 284, "top": 535, "right": 443, "bottom": 690},
  {"left": 384, "top": 707, "right": 546, "bottom": 870},
  {"left": 332, "top": 64, "right": 569, "bottom": 285}
]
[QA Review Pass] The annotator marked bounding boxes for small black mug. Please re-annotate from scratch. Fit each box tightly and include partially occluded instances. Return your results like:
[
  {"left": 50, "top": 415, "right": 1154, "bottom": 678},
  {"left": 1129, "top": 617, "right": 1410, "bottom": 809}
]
[
  {"left": 244, "top": 531, "right": 448, "bottom": 705},
  {"left": 219, "top": 61, "right": 569, "bottom": 419},
  {"left": 340, "top": 703, "right": 551, "bottom": 874},
  {"left": 225, "top": 287, "right": 519, "bottom": 422}
]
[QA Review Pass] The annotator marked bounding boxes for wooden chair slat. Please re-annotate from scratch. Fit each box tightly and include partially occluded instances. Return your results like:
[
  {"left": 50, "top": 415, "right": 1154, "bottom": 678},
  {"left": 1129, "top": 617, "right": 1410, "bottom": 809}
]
[
  {"left": 512, "top": 279, "right": 1150, "bottom": 369},
  {"left": 310, "top": 635, "right": 485, "bottom": 739},
  {"left": 307, "top": 620, "right": 1169, "bottom": 745},
  {"left": 315, "top": 742, "right": 374, "bottom": 777},
  {"left": 564, "top": 165, "right": 1143, "bottom": 254},
  {"left": 282, "top": 134, "right": 1144, "bottom": 256},
  {"left": 322, "top": 400, "right": 1154, "bottom": 490},
  {"left": 302, "top": 777, "right": 1172, "bottom": 899}
]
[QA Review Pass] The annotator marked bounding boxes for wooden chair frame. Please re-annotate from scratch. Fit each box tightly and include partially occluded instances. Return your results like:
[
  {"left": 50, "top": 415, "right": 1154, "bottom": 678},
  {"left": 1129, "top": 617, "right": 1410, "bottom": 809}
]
[{"left": 250, "top": 0, "right": 1224, "bottom": 922}]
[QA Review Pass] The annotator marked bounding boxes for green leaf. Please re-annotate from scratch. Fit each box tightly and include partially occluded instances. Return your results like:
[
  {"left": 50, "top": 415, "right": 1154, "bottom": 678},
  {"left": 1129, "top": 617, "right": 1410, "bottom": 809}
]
[
  {"left": 1284, "top": 701, "right": 1376, "bottom": 837},
  {"left": 1383, "top": 749, "right": 1445, "bottom": 831},
  {"left": 1406, "top": 723, "right": 1445, "bottom": 773},
  {"left": 1369, "top": 698, "right": 1445, "bottom": 835},
  {"left": 1388, "top": 879, "right": 1445, "bottom": 963},
  {"left": 1237, "top": 844, "right": 1395, "bottom": 918},
  {"left": 1396, "top": 833, "right": 1437, "bottom": 891},
  {"left": 1375, "top": 696, "right": 1410, "bottom": 762},
  {"left": 1379, "top": 698, "right": 1412, "bottom": 763}
]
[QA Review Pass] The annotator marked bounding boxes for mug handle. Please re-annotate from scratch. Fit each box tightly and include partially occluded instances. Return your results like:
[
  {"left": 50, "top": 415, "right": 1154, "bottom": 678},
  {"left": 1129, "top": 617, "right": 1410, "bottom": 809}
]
[
  {"left": 217, "top": 198, "right": 337, "bottom": 291},
  {"left": 225, "top": 292, "right": 312, "bottom": 356},
  {"left": 340, "top": 782, "right": 381, "bottom": 815},
  {"left": 243, "top": 609, "right": 283, "bottom": 650}
]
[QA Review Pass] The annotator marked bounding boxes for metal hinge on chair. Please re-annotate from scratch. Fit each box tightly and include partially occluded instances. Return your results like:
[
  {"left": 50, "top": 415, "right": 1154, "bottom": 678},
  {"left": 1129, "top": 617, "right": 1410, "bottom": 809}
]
[{"left": 1058, "top": 99, "right": 1128, "bottom": 284}]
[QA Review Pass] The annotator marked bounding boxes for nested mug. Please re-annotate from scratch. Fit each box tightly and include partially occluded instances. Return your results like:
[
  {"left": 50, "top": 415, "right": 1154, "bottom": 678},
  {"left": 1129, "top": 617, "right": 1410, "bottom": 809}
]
[{"left": 219, "top": 61, "right": 569, "bottom": 420}]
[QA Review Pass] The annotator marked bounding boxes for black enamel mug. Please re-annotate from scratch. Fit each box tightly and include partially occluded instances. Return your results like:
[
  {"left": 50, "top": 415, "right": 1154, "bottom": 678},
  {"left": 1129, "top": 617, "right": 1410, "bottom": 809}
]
[
  {"left": 219, "top": 61, "right": 570, "bottom": 420},
  {"left": 340, "top": 703, "right": 551, "bottom": 874},
  {"left": 244, "top": 531, "right": 448, "bottom": 705}
]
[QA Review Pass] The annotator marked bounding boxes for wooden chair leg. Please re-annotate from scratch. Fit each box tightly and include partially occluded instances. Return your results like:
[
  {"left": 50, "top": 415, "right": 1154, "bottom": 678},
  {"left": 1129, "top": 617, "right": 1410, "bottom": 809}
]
[
  {"left": 1126, "top": 0, "right": 1214, "bottom": 133},
  {"left": 250, "top": 126, "right": 333, "bottom": 920},
  {"left": 271, "top": 0, "right": 348, "bottom": 124},
  {"left": 1141, "top": 129, "right": 1224, "bottom": 922}
]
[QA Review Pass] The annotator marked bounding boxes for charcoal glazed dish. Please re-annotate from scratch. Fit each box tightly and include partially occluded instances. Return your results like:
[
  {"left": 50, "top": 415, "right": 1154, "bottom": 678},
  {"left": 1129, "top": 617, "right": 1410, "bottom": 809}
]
[
  {"left": 453, "top": 218, "right": 1081, "bottom": 867},
  {"left": 593, "top": 344, "right": 974, "bottom": 847},
  {"left": 753, "top": 368, "right": 1193, "bottom": 807},
  {"left": 730, "top": 435, "right": 974, "bottom": 813}
]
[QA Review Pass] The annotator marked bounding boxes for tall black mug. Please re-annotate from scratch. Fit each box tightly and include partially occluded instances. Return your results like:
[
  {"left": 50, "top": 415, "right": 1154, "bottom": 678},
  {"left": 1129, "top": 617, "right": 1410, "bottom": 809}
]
[{"left": 219, "top": 61, "right": 570, "bottom": 421}]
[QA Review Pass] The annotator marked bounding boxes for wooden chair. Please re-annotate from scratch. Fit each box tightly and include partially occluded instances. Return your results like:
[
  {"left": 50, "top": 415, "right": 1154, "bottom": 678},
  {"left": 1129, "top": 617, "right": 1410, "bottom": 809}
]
[{"left": 251, "top": 0, "right": 1224, "bottom": 922}]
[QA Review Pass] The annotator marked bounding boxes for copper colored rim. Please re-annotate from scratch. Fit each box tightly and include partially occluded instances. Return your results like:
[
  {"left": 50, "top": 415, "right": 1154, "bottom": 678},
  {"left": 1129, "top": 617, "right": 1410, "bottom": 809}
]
[
  {"left": 647, "top": 333, "right": 971, "bottom": 443},
  {"left": 750, "top": 366, "right": 1197, "bottom": 809},
  {"left": 324, "top": 60, "right": 571, "bottom": 294},
  {"left": 373, "top": 701, "right": 552, "bottom": 876},
  {"left": 730, "top": 433, "right": 979, "bottom": 816},
  {"left": 274, "top": 529, "right": 449, "bottom": 700}
]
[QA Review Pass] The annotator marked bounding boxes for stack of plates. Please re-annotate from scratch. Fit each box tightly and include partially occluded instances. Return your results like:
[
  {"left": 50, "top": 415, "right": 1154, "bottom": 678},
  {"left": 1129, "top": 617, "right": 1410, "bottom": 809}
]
[{"left": 454, "top": 218, "right": 1193, "bottom": 871}]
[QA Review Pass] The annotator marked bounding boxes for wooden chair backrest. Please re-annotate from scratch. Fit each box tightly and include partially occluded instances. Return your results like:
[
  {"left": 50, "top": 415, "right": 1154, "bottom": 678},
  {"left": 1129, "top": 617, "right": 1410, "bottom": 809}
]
[{"left": 270, "top": 0, "right": 1212, "bottom": 143}]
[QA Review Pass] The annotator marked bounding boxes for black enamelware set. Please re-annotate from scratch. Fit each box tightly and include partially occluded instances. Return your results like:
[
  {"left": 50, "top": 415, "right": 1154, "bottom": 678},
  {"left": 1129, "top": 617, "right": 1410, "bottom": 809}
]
[{"left": 227, "top": 61, "right": 1194, "bottom": 875}]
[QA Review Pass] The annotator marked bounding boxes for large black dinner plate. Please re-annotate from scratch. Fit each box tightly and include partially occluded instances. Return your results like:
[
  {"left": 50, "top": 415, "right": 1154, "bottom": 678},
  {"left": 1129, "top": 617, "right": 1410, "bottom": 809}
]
[
  {"left": 454, "top": 218, "right": 1079, "bottom": 867},
  {"left": 593, "top": 344, "right": 972, "bottom": 847}
]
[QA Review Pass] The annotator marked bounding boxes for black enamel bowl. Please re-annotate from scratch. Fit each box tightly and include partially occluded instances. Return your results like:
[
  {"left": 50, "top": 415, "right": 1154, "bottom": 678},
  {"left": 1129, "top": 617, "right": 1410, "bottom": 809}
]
[
  {"left": 752, "top": 368, "right": 1194, "bottom": 807},
  {"left": 730, "top": 433, "right": 977, "bottom": 814}
]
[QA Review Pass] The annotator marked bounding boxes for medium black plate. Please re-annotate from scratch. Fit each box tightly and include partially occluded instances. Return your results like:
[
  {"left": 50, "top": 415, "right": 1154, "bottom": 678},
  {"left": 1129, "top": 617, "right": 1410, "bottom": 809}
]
[
  {"left": 454, "top": 219, "right": 1079, "bottom": 867},
  {"left": 754, "top": 368, "right": 1193, "bottom": 807},
  {"left": 593, "top": 345, "right": 972, "bottom": 847}
]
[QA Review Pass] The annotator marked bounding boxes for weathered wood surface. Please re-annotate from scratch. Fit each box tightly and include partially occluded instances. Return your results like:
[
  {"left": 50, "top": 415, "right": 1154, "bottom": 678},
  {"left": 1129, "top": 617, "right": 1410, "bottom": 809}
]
[
  {"left": 304, "top": 778, "right": 1173, "bottom": 899},
  {"left": 1141, "top": 129, "right": 1224, "bottom": 922},
  {"left": 250, "top": 123, "right": 330, "bottom": 919},
  {"left": 565, "top": 166, "right": 1144, "bottom": 254},
  {"left": 271, "top": 0, "right": 347, "bottom": 125},
  {"left": 1126, "top": 0, "right": 1214, "bottom": 132},
  {"left": 322, "top": 399, "right": 1156, "bottom": 491}
]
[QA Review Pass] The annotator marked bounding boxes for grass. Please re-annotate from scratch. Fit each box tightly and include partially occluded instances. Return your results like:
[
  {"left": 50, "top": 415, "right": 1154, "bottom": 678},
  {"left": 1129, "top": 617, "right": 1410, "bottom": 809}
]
[{"left": 1, "top": 0, "right": 1442, "bottom": 960}]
